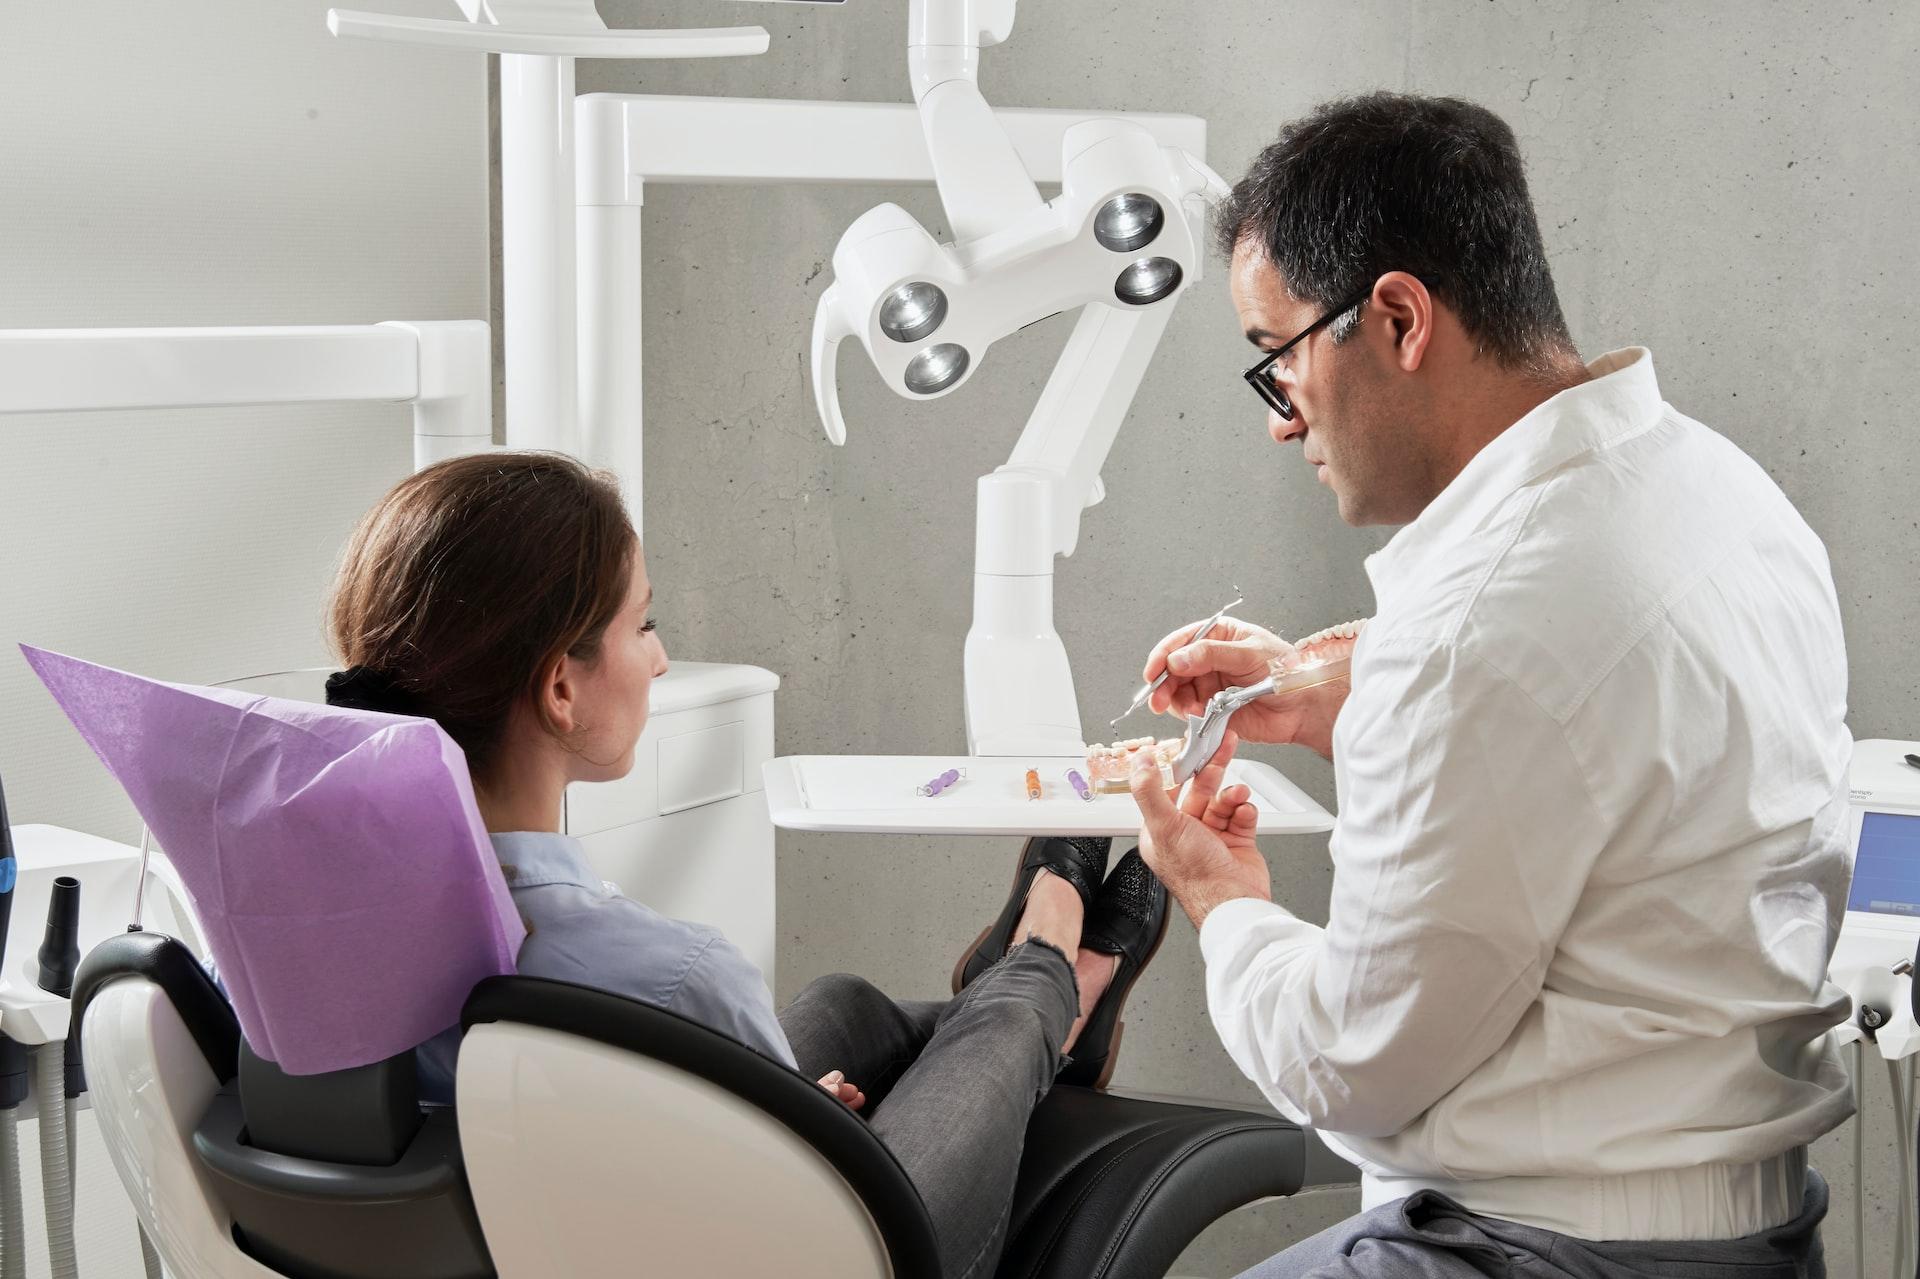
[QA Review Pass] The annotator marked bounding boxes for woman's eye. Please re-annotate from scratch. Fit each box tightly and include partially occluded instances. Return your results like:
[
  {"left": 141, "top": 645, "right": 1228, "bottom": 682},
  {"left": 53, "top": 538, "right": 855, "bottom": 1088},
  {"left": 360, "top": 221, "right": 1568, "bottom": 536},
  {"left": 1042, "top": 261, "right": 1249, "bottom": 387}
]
[{"left": 641, "top": 617, "right": 658, "bottom": 635}]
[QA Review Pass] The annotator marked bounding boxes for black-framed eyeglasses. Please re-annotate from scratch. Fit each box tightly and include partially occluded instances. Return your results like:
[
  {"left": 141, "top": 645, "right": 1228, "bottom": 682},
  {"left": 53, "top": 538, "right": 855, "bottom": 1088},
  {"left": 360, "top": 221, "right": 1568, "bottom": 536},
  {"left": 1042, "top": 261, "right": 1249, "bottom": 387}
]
[{"left": 1241, "top": 286, "right": 1373, "bottom": 421}]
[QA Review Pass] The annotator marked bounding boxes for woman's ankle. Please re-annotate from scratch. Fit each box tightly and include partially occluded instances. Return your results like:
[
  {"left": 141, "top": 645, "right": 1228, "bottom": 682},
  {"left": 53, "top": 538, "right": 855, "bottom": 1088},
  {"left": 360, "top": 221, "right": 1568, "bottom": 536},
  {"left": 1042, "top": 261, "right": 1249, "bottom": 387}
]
[{"left": 1014, "top": 869, "right": 1083, "bottom": 955}]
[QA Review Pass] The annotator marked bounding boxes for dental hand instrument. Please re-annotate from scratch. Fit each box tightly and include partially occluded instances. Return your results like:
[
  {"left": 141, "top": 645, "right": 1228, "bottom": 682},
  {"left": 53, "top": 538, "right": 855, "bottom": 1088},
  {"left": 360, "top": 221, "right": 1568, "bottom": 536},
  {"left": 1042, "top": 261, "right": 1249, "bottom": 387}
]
[
  {"left": 1169, "top": 679, "right": 1277, "bottom": 786},
  {"left": 917, "top": 768, "right": 962, "bottom": 797},
  {"left": 1067, "top": 770, "right": 1092, "bottom": 802},
  {"left": 1111, "top": 593, "right": 1243, "bottom": 729},
  {"left": 1026, "top": 769, "right": 1043, "bottom": 802}
]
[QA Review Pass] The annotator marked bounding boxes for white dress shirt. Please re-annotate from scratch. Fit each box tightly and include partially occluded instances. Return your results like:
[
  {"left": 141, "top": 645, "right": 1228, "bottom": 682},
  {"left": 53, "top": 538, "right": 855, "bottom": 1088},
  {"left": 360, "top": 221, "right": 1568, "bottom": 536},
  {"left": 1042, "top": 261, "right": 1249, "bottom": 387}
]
[{"left": 1200, "top": 348, "right": 1856, "bottom": 1239}]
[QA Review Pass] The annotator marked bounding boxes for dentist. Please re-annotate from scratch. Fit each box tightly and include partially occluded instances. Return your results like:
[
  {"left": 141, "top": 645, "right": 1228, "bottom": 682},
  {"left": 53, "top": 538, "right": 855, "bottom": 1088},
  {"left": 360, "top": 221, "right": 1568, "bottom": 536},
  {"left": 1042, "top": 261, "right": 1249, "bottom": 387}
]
[{"left": 1129, "top": 92, "right": 1855, "bottom": 1277}]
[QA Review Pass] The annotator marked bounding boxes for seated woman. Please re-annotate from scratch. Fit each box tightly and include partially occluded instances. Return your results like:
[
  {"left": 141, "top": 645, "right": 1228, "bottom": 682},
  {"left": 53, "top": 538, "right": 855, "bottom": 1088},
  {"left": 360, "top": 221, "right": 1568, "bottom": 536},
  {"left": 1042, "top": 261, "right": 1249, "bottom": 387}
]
[{"left": 318, "top": 451, "right": 1236, "bottom": 1279}]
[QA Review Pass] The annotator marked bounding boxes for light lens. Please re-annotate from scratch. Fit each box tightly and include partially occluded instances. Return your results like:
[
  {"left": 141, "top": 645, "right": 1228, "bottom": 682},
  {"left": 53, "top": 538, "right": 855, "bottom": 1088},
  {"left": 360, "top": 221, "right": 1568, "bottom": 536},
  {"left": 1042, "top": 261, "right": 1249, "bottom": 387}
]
[
  {"left": 1094, "top": 193, "right": 1164, "bottom": 253},
  {"left": 903, "top": 343, "right": 970, "bottom": 395},
  {"left": 1114, "top": 257, "right": 1183, "bottom": 305},
  {"left": 878, "top": 281, "right": 948, "bottom": 344}
]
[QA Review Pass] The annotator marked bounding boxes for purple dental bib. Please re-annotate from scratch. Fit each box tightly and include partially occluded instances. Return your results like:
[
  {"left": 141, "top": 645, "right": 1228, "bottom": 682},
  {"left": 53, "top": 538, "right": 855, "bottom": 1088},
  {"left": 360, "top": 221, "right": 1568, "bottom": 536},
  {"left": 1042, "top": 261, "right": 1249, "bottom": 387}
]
[{"left": 22, "top": 645, "right": 524, "bottom": 1076}]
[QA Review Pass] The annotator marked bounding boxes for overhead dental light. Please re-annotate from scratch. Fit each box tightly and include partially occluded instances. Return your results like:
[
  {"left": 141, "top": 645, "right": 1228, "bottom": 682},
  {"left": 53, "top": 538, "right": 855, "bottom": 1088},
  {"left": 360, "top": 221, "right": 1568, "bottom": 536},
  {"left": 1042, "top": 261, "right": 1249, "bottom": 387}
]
[
  {"left": 807, "top": 0, "right": 1229, "bottom": 757},
  {"left": 808, "top": 0, "right": 1224, "bottom": 447}
]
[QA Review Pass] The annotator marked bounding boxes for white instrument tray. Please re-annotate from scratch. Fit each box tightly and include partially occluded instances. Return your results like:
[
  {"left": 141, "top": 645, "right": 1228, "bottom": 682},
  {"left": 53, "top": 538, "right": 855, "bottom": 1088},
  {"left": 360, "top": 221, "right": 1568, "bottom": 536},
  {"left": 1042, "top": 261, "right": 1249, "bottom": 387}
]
[{"left": 763, "top": 755, "right": 1334, "bottom": 837}]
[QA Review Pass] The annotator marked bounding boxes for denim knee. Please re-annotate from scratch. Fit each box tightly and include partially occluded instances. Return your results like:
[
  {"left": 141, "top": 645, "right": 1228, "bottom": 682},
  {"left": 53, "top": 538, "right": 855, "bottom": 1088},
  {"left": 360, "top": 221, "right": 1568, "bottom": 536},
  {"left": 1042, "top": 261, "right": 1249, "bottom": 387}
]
[{"left": 794, "top": 970, "right": 886, "bottom": 1011}]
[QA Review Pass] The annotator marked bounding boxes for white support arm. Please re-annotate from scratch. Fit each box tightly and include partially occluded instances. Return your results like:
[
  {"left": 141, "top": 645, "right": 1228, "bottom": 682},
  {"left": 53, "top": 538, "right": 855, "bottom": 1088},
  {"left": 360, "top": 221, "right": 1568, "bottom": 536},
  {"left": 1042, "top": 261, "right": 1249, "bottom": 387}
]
[
  {"left": 0, "top": 322, "right": 493, "bottom": 470},
  {"left": 1000, "top": 302, "right": 1175, "bottom": 563},
  {"left": 907, "top": 0, "right": 1040, "bottom": 241},
  {"left": 962, "top": 303, "right": 1174, "bottom": 755}
]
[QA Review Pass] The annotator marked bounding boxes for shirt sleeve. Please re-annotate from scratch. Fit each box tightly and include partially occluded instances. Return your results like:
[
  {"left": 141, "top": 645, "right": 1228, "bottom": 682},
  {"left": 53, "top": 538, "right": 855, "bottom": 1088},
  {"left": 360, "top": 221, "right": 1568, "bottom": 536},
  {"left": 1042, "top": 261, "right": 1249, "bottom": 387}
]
[
  {"left": 1199, "top": 635, "right": 1607, "bottom": 1139},
  {"left": 668, "top": 934, "right": 799, "bottom": 1071}
]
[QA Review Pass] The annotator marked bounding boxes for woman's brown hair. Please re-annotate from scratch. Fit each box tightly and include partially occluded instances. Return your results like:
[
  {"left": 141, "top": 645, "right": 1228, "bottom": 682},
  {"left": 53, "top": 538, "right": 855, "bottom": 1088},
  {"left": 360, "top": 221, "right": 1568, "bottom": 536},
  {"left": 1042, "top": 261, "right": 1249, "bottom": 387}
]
[{"left": 327, "top": 451, "right": 635, "bottom": 784}]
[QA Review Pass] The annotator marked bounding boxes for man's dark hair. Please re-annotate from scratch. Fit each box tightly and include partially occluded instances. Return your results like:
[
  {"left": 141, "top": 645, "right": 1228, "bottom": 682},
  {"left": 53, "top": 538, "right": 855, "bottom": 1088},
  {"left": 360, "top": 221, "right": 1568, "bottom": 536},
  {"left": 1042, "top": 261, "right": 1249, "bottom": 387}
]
[{"left": 1216, "top": 92, "right": 1573, "bottom": 371}]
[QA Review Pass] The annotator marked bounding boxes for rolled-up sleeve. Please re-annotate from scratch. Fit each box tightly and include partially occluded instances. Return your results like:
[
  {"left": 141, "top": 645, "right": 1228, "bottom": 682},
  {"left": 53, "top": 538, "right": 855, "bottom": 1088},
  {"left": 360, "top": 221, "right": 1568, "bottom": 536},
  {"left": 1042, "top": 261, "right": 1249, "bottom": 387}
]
[{"left": 1200, "top": 636, "right": 1606, "bottom": 1139}]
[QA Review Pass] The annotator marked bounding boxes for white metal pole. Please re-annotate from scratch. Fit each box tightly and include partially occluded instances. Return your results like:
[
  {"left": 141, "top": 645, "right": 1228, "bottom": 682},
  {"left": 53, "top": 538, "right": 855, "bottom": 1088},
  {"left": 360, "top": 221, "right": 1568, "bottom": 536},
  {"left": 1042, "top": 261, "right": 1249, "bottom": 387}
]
[
  {"left": 500, "top": 52, "right": 580, "bottom": 454},
  {"left": 576, "top": 201, "right": 645, "bottom": 535}
]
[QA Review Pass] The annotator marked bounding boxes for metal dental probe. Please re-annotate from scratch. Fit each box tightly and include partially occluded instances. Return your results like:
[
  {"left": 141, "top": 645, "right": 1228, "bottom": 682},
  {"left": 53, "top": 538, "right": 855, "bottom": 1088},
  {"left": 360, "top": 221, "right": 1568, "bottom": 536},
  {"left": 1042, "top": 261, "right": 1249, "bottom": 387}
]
[{"left": 1111, "top": 590, "right": 1243, "bottom": 729}]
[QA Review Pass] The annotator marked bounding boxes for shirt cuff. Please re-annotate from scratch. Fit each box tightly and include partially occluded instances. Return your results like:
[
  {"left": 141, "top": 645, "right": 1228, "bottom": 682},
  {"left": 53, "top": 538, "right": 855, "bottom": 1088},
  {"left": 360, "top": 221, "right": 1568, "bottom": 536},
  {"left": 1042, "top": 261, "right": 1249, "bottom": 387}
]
[{"left": 1198, "top": 895, "right": 1301, "bottom": 967}]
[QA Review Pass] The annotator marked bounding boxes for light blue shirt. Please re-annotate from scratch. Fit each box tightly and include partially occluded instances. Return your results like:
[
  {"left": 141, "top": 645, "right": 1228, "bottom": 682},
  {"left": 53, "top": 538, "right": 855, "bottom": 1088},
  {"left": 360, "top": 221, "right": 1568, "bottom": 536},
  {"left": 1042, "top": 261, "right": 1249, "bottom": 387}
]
[{"left": 415, "top": 830, "right": 795, "bottom": 1103}]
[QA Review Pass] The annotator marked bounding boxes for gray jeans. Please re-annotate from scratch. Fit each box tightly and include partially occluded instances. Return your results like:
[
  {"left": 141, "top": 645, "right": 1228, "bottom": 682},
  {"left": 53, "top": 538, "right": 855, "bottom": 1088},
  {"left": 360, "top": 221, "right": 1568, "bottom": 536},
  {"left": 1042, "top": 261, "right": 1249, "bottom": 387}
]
[
  {"left": 1239, "top": 1169, "right": 1828, "bottom": 1279},
  {"left": 779, "top": 940, "right": 1079, "bottom": 1279}
]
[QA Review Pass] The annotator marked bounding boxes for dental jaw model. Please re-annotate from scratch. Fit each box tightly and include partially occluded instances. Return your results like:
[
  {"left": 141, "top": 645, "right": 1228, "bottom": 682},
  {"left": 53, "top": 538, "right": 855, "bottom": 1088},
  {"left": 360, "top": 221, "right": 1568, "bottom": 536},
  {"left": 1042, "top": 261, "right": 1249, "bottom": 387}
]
[
  {"left": 1084, "top": 737, "right": 1182, "bottom": 795},
  {"left": 1268, "top": 619, "right": 1366, "bottom": 696}
]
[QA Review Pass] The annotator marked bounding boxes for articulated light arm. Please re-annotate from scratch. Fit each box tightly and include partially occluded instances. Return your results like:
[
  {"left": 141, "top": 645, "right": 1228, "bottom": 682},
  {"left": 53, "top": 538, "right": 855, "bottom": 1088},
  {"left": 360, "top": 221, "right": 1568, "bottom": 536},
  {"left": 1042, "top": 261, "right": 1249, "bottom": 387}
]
[{"left": 907, "top": 0, "right": 1039, "bottom": 242}]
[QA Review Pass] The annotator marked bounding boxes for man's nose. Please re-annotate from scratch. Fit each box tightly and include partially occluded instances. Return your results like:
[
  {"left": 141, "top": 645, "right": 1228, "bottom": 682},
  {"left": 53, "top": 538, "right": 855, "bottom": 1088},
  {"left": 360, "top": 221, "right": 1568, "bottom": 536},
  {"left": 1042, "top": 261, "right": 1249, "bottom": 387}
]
[{"left": 1268, "top": 405, "right": 1304, "bottom": 446}]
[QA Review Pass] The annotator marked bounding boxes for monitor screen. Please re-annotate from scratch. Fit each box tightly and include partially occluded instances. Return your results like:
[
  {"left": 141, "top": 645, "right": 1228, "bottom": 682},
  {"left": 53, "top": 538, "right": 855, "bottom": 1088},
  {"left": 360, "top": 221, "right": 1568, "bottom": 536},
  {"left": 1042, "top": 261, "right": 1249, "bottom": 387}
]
[{"left": 1849, "top": 811, "right": 1920, "bottom": 917}]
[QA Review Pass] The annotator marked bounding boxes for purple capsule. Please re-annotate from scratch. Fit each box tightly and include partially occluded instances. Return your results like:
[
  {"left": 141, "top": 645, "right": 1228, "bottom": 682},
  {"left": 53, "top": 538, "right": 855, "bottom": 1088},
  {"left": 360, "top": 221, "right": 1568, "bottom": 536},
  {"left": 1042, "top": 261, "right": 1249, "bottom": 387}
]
[{"left": 1066, "top": 769, "right": 1092, "bottom": 802}]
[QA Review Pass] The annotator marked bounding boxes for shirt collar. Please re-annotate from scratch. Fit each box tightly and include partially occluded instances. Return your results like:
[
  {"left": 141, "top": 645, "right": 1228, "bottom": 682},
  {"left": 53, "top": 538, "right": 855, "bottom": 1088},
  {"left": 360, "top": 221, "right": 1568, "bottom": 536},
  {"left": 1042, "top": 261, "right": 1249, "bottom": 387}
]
[
  {"left": 489, "top": 830, "right": 600, "bottom": 890},
  {"left": 1364, "top": 347, "right": 1665, "bottom": 605}
]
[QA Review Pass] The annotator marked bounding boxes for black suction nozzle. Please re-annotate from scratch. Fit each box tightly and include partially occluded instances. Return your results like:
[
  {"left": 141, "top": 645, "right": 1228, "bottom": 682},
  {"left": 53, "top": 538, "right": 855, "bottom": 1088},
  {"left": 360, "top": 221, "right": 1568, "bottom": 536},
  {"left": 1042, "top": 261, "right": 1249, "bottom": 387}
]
[{"left": 37, "top": 875, "right": 81, "bottom": 999}]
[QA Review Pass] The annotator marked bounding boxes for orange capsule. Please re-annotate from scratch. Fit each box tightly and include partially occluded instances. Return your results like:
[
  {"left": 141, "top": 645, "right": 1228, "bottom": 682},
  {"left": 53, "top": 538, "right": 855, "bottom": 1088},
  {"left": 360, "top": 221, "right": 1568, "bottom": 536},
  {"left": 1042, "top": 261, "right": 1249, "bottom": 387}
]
[{"left": 1025, "top": 768, "right": 1042, "bottom": 801}]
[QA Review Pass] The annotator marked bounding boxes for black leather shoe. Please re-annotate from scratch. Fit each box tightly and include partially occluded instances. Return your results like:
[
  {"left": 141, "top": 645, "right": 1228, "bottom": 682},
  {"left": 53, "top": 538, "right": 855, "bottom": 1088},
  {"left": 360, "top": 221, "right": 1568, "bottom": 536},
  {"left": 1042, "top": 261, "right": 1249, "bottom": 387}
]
[
  {"left": 1056, "top": 848, "right": 1169, "bottom": 1090},
  {"left": 953, "top": 836, "right": 1111, "bottom": 994}
]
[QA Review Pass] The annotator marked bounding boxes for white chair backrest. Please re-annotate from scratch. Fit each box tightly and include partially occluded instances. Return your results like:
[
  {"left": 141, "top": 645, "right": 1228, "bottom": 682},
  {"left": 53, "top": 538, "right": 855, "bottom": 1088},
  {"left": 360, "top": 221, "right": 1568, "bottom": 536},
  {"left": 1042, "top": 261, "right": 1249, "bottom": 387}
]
[
  {"left": 457, "top": 1022, "right": 896, "bottom": 1278},
  {"left": 80, "top": 978, "right": 284, "bottom": 1278}
]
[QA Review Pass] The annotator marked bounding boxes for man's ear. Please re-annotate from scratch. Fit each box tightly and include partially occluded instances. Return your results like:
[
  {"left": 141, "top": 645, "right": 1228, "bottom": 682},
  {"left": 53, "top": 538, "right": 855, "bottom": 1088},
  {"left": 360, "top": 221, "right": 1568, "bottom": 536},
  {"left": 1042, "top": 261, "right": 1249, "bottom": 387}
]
[{"left": 1370, "top": 271, "right": 1434, "bottom": 373}]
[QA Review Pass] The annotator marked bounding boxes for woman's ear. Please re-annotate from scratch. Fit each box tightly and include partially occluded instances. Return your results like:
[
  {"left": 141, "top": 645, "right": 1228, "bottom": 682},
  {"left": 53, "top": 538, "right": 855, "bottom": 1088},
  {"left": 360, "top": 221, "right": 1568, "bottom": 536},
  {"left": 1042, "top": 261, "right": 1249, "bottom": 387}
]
[
  {"left": 1371, "top": 271, "right": 1434, "bottom": 373},
  {"left": 537, "top": 653, "right": 579, "bottom": 735}
]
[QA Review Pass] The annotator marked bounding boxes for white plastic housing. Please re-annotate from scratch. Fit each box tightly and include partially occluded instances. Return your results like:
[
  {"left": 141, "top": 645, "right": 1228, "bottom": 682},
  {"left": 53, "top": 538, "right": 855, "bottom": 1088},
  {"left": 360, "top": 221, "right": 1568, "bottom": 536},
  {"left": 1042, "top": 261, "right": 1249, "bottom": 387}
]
[
  {"left": 458, "top": 1022, "right": 895, "bottom": 1277},
  {"left": 812, "top": 118, "right": 1209, "bottom": 439},
  {"left": 0, "top": 826, "right": 197, "bottom": 1047},
  {"left": 82, "top": 980, "right": 284, "bottom": 1278}
]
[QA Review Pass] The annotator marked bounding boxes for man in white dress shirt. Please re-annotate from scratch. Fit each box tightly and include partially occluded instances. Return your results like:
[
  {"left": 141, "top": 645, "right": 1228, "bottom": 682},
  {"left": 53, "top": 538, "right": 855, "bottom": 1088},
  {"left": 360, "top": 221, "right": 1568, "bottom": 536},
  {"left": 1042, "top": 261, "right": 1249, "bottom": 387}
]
[{"left": 1129, "top": 92, "right": 1855, "bottom": 1276}]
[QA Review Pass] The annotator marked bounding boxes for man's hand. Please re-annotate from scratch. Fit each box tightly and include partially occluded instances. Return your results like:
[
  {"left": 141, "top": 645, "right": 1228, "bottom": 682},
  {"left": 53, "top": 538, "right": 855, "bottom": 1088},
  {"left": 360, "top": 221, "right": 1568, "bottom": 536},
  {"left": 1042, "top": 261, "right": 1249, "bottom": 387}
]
[
  {"left": 818, "top": 1070, "right": 866, "bottom": 1111},
  {"left": 1143, "top": 617, "right": 1347, "bottom": 758},
  {"left": 1129, "top": 734, "right": 1272, "bottom": 929}
]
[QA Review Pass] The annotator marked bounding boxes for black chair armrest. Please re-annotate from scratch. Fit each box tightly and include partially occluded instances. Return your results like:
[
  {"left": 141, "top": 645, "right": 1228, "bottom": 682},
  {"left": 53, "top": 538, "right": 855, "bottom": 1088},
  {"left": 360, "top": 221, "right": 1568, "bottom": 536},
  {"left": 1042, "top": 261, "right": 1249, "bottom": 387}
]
[{"left": 69, "top": 932, "right": 240, "bottom": 1084}]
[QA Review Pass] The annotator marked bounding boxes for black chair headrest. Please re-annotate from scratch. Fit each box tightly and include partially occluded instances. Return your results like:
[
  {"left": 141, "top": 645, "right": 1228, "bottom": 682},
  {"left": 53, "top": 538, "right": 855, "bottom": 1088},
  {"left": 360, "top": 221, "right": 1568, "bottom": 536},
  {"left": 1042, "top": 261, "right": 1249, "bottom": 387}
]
[{"left": 238, "top": 1039, "right": 424, "bottom": 1166}]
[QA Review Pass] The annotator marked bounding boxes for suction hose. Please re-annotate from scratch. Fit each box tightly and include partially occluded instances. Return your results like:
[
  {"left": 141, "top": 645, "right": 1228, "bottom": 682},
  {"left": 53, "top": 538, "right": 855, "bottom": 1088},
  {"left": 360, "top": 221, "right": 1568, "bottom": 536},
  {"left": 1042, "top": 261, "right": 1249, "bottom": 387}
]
[
  {"left": 137, "top": 1223, "right": 162, "bottom": 1279},
  {"left": 36, "top": 878, "right": 81, "bottom": 1279},
  {"left": 34, "top": 1043, "right": 77, "bottom": 1279},
  {"left": 0, "top": 1036, "right": 26, "bottom": 1279}
]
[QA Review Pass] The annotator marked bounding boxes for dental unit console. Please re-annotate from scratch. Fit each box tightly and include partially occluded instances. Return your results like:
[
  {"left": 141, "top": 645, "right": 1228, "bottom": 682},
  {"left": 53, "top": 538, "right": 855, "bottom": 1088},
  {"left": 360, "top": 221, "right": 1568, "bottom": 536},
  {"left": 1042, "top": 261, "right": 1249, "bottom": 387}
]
[{"left": 1826, "top": 739, "right": 1920, "bottom": 1279}]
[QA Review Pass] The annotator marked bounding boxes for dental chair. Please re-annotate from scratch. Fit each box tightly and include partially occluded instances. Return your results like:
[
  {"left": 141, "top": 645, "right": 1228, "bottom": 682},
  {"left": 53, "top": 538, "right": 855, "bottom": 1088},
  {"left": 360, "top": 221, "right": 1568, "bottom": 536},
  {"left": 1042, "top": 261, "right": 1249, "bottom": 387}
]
[
  {"left": 73, "top": 930, "right": 1309, "bottom": 1279},
  {"left": 34, "top": 647, "right": 1309, "bottom": 1277}
]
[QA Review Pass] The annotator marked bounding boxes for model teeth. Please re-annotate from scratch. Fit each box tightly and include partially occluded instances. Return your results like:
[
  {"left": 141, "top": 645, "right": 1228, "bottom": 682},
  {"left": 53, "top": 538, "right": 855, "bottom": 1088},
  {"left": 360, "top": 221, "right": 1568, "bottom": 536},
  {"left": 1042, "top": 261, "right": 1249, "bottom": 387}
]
[
  {"left": 1295, "top": 617, "right": 1369, "bottom": 649},
  {"left": 1083, "top": 735, "right": 1182, "bottom": 792}
]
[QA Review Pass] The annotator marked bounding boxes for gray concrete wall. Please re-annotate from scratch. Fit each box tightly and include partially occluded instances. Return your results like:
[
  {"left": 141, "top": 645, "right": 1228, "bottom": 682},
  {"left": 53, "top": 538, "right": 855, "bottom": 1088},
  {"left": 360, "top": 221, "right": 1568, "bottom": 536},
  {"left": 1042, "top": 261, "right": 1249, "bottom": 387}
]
[{"left": 587, "top": 2, "right": 1916, "bottom": 1274}]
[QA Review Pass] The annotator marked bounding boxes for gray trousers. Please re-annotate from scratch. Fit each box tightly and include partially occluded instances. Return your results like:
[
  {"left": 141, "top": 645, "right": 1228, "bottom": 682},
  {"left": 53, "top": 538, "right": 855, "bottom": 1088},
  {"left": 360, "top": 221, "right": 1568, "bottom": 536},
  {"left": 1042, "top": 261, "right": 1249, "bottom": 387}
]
[
  {"left": 1239, "top": 1170, "right": 1828, "bottom": 1279},
  {"left": 779, "top": 940, "right": 1079, "bottom": 1279}
]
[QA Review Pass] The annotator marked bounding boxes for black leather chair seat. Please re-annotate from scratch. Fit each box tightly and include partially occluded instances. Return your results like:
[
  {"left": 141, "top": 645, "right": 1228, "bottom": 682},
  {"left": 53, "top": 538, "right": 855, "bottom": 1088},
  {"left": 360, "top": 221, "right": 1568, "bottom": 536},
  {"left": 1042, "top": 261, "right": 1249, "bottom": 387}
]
[{"left": 1001, "top": 1086, "right": 1304, "bottom": 1279}]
